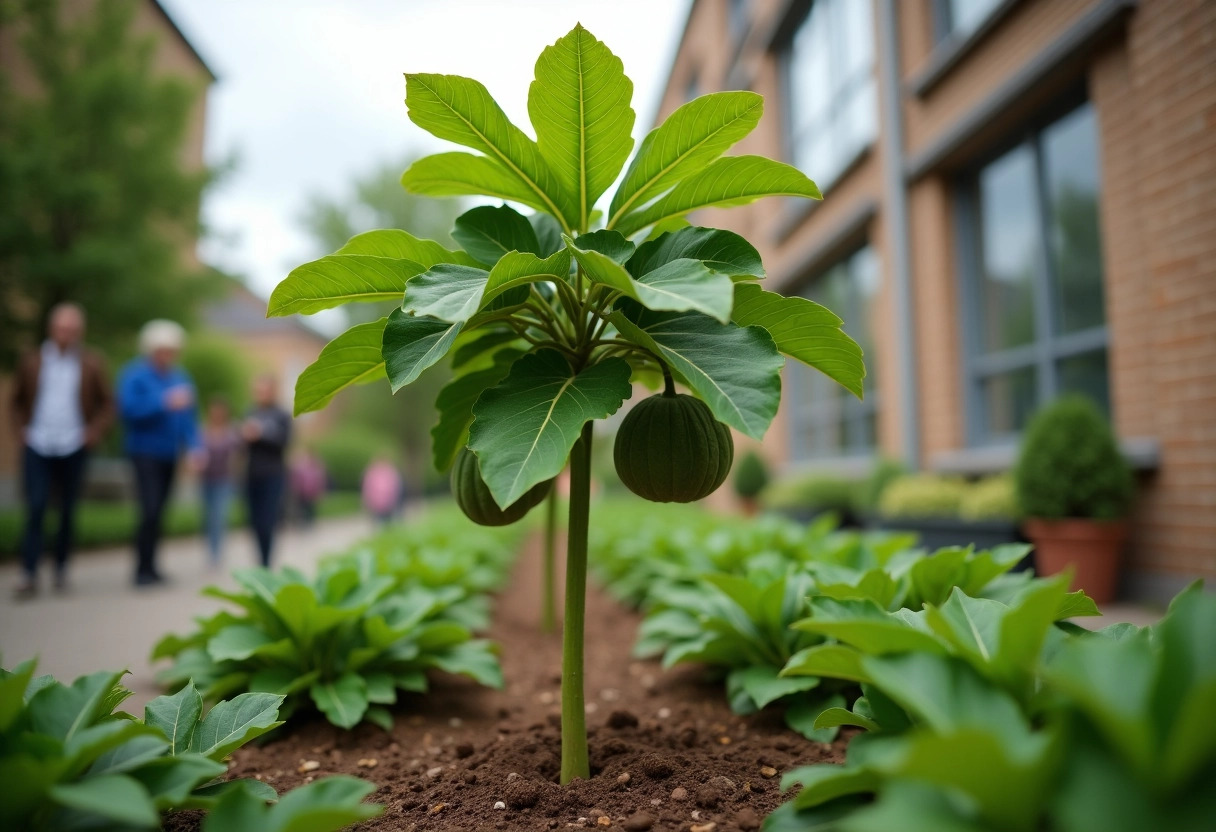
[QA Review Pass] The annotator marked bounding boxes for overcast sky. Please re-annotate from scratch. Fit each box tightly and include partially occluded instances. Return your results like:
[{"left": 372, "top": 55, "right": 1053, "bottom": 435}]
[{"left": 160, "top": 0, "right": 690, "bottom": 326}]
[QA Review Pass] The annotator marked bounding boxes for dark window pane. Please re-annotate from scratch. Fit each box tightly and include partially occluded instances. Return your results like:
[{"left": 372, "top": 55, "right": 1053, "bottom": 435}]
[
  {"left": 1058, "top": 349, "right": 1110, "bottom": 415},
  {"left": 980, "top": 366, "right": 1037, "bottom": 437},
  {"left": 977, "top": 144, "right": 1038, "bottom": 352},
  {"left": 1042, "top": 104, "right": 1105, "bottom": 334}
]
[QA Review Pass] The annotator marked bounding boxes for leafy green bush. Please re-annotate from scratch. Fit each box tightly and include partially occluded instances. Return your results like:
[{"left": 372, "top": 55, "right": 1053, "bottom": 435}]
[
  {"left": 854, "top": 458, "right": 905, "bottom": 514},
  {"left": 959, "top": 475, "right": 1020, "bottom": 521},
  {"left": 152, "top": 558, "right": 502, "bottom": 730},
  {"left": 0, "top": 660, "right": 380, "bottom": 831},
  {"left": 1015, "top": 395, "right": 1133, "bottom": 520},
  {"left": 762, "top": 474, "right": 859, "bottom": 514},
  {"left": 877, "top": 474, "right": 968, "bottom": 520},
  {"left": 733, "top": 450, "right": 770, "bottom": 499},
  {"left": 181, "top": 333, "right": 252, "bottom": 413},
  {"left": 768, "top": 583, "right": 1215, "bottom": 832},
  {"left": 311, "top": 430, "right": 397, "bottom": 492}
]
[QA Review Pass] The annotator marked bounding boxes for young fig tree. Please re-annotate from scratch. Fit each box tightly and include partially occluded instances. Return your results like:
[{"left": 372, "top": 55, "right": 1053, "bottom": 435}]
[{"left": 271, "top": 24, "right": 865, "bottom": 783}]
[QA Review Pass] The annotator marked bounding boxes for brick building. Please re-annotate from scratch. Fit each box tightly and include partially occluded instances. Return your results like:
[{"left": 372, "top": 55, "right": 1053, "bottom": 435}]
[{"left": 657, "top": 0, "right": 1215, "bottom": 599}]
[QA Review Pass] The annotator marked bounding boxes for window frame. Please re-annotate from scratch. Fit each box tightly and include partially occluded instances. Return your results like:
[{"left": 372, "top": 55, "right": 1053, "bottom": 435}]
[
  {"left": 787, "top": 244, "right": 882, "bottom": 462},
  {"left": 777, "top": 0, "right": 878, "bottom": 193},
  {"left": 954, "top": 96, "right": 1110, "bottom": 447}
]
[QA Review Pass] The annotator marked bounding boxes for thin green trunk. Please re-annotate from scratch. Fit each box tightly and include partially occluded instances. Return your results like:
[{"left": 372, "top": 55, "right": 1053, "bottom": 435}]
[
  {"left": 542, "top": 487, "right": 558, "bottom": 633},
  {"left": 560, "top": 422, "right": 593, "bottom": 783}
]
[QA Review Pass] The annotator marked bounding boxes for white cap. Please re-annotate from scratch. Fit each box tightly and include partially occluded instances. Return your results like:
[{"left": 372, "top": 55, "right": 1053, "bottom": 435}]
[{"left": 138, "top": 319, "right": 186, "bottom": 355}]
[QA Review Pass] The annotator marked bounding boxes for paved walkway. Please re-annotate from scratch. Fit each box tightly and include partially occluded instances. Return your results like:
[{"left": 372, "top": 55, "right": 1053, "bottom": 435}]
[{"left": 0, "top": 515, "right": 376, "bottom": 711}]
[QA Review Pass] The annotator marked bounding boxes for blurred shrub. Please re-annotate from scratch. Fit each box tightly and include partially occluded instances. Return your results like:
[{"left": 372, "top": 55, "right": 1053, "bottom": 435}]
[
  {"left": 1015, "top": 395, "right": 1133, "bottom": 520},
  {"left": 763, "top": 473, "right": 858, "bottom": 513},
  {"left": 181, "top": 333, "right": 251, "bottom": 412},
  {"left": 312, "top": 430, "right": 397, "bottom": 492},
  {"left": 878, "top": 474, "right": 968, "bottom": 519},
  {"left": 959, "top": 475, "right": 1020, "bottom": 521},
  {"left": 854, "top": 457, "right": 906, "bottom": 513},
  {"left": 733, "top": 450, "right": 769, "bottom": 499}
]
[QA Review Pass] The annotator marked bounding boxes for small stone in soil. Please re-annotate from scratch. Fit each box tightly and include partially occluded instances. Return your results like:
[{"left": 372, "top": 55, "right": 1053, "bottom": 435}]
[
  {"left": 462, "top": 771, "right": 477, "bottom": 784},
  {"left": 638, "top": 753, "right": 674, "bottom": 779},
  {"left": 622, "top": 811, "right": 653, "bottom": 831},
  {"left": 426, "top": 766, "right": 444, "bottom": 779},
  {"left": 504, "top": 779, "right": 541, "bottom": 809},
  {"left": 760, "top": 765, "right": 777, "bottom": 778},
  {"left": 616, "top": 772, "right": 632, "bottom": 785},
  {"left": 670, "top": 787, "right": 688, "bottom": 801},
  {"left": 656, "top": 707, "right": 671, "bottom": 719},
  {"left": 297, "top": 760, "right": 320, "bottom": 773},
  {"left": 718, "top": 736, "right": 732, "bottom": 744},
  {"left": 507, "top": 772, "right": 521, "bottom": 782},
  {"left": 596, "top": 818, "right": 611, "bottom": 827},
  {"left": 455, "top": 743, "right": 475, "bottom": 759},
  {"left": 356, "top": 758, "right": 378, "bottom": 768},
  {"left": 690, "top": 823, "right": 717, "bottom": 832},
  {"left": 429, "top": 803, "right": 446, "bottom": 814},
  {"left": 494, "top": 801, "right": 506, "bottom": 810}
]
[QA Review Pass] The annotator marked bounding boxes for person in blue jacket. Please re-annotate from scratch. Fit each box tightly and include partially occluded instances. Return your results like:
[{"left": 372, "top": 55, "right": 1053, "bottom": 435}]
[{"left": 118, "top": 320, "right": 201, "bottom": 586}]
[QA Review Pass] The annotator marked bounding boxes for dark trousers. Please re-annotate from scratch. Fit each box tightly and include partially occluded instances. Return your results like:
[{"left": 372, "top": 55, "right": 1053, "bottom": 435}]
[
  {"left": 131, "top": 454, "right": 177, "bottom": 580},
  {"left": 21, "top": 445, "right": 88, "bottom": 580},
  {"left": 247, "top": 474, "right": 284, "bottom": 568}
]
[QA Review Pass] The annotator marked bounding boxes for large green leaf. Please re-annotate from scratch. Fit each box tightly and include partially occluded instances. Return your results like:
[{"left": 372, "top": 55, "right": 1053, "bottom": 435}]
[
  {"left": 431, "top": 359, "right": 516, "bottom": 473},
  {"left": 567, "top": 235, "right": 734, "bottom": 322},
  {"left": 528, "top": 24, "right": 634, "bottom": 228},
  {"left": 727, "top": 665, "right": 821, "bottom": 710},
  {"left": 268, "top": 256, "right": 425, "bottom": 316},
  {"left": 731, "top": 283, "right": 865, "bottom": 399},
  {"left": 293, "top": 317, "right": 387, "bottom": 416},
  {"left": 49, "top": 774, "right": 159, "bottom": 827},
  {"left": 382, "top": 310, "right": 462, "bottom": 392},
  {"left": 310, "top": 674, "right": 368, "bottom": 730},
  {"left": 0, "top": 658, "right": 36, "bottom": 731},
  {"left": 402, "top": 264, "right": 491, "bottom": 323},
  {"left": 132, "top": 753, "right": 227, "bottom": 810},
  {"left": 402, "top": 151, "right": 557, "bottom": 212},
  {"left": 188, "top": 692, "right": 284, "bottom": 761},
  {"left": 334, "top": 228, "right": 479, "bottom": 266},
  {"left": 452, "top": 204, "right": 541, "bottom": 266},
  {"left": 608, "top": 91, "right": 763, "bottom": 226},
  {"left": 484, "top": 249, "right": 571, "bottom": 305},
  {"left": 468, "top": 350, "right": 632, "bottom": 506},
  {"left": 614, "top": 155, "right": 821, "bottom": 237},
  {"left": 144, "top": 681, "right": 202, "bottom": 755},
  {"left": 25, "top": 669, "right": 125, "bottom": 743},
  {"left": 628, "top": 226, "right": 765, "bottom": 280},
  {"left": 202, "top": 774, "right": 381, "bottom": 832},
  {"left": 610, "top": 302, "right": 782, "bottom": 439},
  {"left": 405, "top": 73, "right": 576, "bottom": 228}
]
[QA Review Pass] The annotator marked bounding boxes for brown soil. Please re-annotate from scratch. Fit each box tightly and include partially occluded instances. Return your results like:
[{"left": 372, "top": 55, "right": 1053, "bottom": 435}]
[{"left": 182, "top": 533, "right": 847, "bottom": 832}]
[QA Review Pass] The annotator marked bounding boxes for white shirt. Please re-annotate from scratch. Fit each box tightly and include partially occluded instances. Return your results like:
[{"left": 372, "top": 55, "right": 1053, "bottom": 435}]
[{"left": 26, "top": 341, "right": 86, "bottom": 457}]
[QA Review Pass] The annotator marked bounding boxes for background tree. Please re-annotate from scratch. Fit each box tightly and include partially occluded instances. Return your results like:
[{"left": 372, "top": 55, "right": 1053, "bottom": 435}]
[{"left": 0, "top": 0, "right": 218, "bottom": 366}]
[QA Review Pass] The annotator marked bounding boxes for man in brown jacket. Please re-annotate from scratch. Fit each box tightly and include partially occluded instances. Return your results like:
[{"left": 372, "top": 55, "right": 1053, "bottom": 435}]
[{"left": 10, "top": 303, "right": 114, "bottom": 597}]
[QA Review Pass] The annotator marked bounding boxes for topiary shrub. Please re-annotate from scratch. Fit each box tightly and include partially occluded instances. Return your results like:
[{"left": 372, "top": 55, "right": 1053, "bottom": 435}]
[
  {"left": 733, "top": 450, "right": 769, "bottom": 500},
  {"left": 877, "top": 474, "right": 968, "bottom": 520},
  {"left": 959, "top": 475, "right": 1020, "bottom": 522},
  {"left": 1014, "top": 395, "right": 1133, "bottom": 520}
]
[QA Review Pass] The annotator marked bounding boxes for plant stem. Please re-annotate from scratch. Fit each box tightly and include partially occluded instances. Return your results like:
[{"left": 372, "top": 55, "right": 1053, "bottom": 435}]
[
  {"left": 560, "top": 422, "right": 593, "bottom": 783},
  {"left": 542, "top": 487, "right": 558, "bottom": 634}
]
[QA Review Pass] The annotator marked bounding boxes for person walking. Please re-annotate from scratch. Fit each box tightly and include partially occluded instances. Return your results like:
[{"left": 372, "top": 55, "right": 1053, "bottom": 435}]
[
  {"left": 9, "top": 303, "right": 114, "bottom": 597},
  {"left": 118, "top": 320, "right": 200, "bottom": 587},
  {"left": 200, "top": 397, "right": 239, "bottom": 569},
  {"left": 241, "top": 374, "right": 290, "bottom": 568}
]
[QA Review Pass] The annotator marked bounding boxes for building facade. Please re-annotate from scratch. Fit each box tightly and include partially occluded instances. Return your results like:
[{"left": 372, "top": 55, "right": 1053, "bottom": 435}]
[{"left": 657, "top": 0, "right": 1216, "bottom": 599}]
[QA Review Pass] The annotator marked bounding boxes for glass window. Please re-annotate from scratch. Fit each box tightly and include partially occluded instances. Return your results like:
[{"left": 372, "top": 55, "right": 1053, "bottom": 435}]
[
  {"left": 940, "top": 0, "right": 1003, "bottom": 38},
  {"left": 964, "top": 102, "right": 1109, "bottom": 442},
  {"left": 789, "top": 245, "right": 880, "bottom": 460},
  {"left": 785, "top": 0, "right": 876, "bottom": 189}
]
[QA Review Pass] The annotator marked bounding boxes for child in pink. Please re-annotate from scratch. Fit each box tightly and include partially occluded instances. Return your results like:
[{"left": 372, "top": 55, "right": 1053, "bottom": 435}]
[{"left": 361, "top": 457, "right": 402, "bottom": 525}]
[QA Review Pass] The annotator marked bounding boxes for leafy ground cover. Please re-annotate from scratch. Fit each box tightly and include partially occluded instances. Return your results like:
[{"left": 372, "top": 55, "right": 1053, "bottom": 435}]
[
  {"left": 0, "top": 659, "right": 380, "bottom": 831},
  {"left": 151, "top": 509, "right": 521, "bottom": 731}
]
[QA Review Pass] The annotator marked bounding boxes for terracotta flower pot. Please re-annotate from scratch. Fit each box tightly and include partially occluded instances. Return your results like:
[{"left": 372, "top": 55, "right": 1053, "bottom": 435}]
[{"left": 1024, "top": 518, "right": 1128, "bottom": 605}]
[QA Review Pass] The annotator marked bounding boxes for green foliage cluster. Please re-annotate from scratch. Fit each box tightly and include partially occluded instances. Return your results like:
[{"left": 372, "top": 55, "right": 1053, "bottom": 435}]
[
  {"left": 762, "top": 474, "right": 860, "bottom": 515},
  {"left": 0, "top": 660, "right": 380, "bottom": 831},
  {"left": 733, "top": 450, "right": 770, "bottom": 499},
  {"left": 1015, "top": 395, "right": 1134, "bottom": 520},
  {"left": 591, "top": 502, "right": 1061, "bottom": 740},
  {"left": 876, "top": 473, "right": 1020, "bottom": 522},
  {"left": 310, "top": 430, "right": 398, "bottom": 493},
  {"left": 766, "top": 582, "right": 1216, "bottom": 832},
  {"left": 0, "top": 0, "right": 218, "bottom": 365},
  {"left": 152, "top": 511, "right": 520, "bottom": 730},
  {"left": 180, "top": 333, "right": 252, "bottom": 414},
  {"left": 959, "top": 474, "right": 1019, "bottom": 522}
]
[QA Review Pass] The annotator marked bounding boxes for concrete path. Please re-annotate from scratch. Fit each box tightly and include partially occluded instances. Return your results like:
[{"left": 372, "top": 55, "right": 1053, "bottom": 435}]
[{"left": 0, "top": 516, "right": 376, "bottom": 711}]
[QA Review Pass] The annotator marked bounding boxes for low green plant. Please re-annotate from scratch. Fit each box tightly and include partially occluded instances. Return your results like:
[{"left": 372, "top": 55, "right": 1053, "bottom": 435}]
[
  {"left": 762, "top": 474, "right": 859, "bottom": 515},
  {"left": 854, "top": 457, "right": 905, "bottom": 514},
  {"left": 152, "top": 555, "right": 503, "bottom": 730},
  {"left": 270, "top": 24, "right": 866, "bottom": 781},
  {"left": 1015, "top": 395, "right": 1134, "bottom": 520},
  {"left": 767, "top": 583, "right": 1216, "bottom": 832},
  {"left": 0, "top": 660, "right": 381, "bottom": 831},
  {"left": 733, "top": 450, "right": 770, "bottom": 500},
  {"left": 959, "top": 474, "right": 1020, "bottom": 521},
  {"left": 876, "top": 474, "right": 968, "bottom": 520}
]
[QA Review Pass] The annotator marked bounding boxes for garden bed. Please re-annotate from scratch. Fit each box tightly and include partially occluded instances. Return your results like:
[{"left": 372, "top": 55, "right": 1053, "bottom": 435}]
[{"left": 179, "top": 535, "right": 846, "bottom": 832}]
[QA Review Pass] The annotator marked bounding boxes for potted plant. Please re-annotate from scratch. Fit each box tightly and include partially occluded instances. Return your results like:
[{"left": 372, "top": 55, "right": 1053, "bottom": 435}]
[
  {"left": 732, "top": 450, "right": 769, "bottom": 515},
  {"left": 1014, "top": 395, "right": 1134, "bottom": 603}
]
